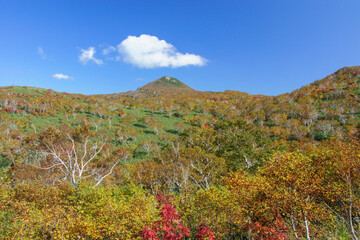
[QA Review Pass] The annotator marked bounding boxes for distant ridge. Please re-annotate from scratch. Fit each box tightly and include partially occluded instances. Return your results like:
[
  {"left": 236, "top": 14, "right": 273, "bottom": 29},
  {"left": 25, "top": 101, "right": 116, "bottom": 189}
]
[{"left": 5, "top": 66, "right": 359, "bottom": 99}]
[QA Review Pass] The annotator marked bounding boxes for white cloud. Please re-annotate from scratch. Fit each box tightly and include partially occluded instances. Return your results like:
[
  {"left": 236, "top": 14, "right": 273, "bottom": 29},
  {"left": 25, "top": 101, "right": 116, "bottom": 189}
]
[
  {"left": 38, "top": 47, "right": 46, "bottom": 59},
  {"left": 53, "top": 73, "right": 73, "bottom": 80},
  {"left": 79, "top": 47, "right": 103, "bottom": 65},
  {"left": 117, "top": 34, "right": 207, "bottom": 68},
  {"left": 102, "top": 45, "right": 116, "bottom": 55}
]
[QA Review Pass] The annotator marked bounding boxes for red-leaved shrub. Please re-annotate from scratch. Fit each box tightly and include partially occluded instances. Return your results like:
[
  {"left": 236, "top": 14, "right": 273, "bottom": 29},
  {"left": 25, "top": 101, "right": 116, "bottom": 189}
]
[{"left": 142, "top": 193, "right": 190, "bottom": 240}]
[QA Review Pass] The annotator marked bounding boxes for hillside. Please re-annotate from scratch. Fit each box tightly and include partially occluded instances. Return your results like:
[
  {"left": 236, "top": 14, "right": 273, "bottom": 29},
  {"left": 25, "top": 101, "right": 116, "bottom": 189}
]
[
  {"left": 2, "top": 66, "right": 360, "bottom": 142},
  {"left": 289, "top": 65, "right": 360, "bottom": 99},
  {"left": 1, "top": 66, "right": 360, "bottom": 239}
]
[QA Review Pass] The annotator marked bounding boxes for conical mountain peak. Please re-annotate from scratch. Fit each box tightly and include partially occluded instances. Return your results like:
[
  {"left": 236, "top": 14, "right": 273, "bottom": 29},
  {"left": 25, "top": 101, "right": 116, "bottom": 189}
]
[{"left": 139, "top": 76, "right": 194, "bottom": 92}]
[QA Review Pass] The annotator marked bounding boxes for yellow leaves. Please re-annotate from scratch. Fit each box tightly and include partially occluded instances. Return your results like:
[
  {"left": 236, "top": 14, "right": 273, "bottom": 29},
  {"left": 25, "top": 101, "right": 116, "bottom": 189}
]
[
  {"left": 174, "top": 186, "right": 243, "bottom": 238},
  {"left": 225, "top": 171, "right": 273, "bottom": 224},
  {"left": 0, "top": 184, "right": 158, "bottom": 239}
]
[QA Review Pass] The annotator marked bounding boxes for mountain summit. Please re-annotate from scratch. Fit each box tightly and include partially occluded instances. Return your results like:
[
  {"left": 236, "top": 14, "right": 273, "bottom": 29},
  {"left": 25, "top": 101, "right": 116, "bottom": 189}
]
[
  {"left": 138, "top": 76, "right": 194, "bottom": 92},
  {"left": 115, "top": 76, "right": 195, "bottom": 98}
]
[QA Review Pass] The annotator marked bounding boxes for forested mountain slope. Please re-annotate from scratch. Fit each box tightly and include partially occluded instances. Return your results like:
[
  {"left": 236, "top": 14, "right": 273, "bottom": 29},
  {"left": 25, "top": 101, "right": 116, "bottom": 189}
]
[{"left": 0, "top": 66, "right": 360, "bottom": 239}]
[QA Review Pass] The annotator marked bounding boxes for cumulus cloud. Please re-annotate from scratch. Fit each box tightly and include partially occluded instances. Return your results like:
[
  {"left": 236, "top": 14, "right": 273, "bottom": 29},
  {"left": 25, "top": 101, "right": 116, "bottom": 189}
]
[
  {"left": 53, "top": 73, "right": 73, "bottom": 80},
  {"left": 38, "top": 47, "right": 46, "bottom": 59},
  {"left": 79, "top": 47, "right": 103, "bottom": 65},
  {"left": 117, "top": 34, "right": 207, "bottom": 68}
]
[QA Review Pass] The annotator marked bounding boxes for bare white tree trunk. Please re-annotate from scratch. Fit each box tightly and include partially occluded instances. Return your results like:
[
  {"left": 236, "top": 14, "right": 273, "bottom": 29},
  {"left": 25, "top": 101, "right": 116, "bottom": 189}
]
[
  {"left": 291, "top": 213, "right": 299, "bottom": 239},
  {"left": 34, "top": 133, "right": 121, "bottom": 188},
  {"left": 304, "top": 213, "right": 311, "bottom": 240},
  {"left": 348, "top": 180, "right": 359, "bottom": 240}
]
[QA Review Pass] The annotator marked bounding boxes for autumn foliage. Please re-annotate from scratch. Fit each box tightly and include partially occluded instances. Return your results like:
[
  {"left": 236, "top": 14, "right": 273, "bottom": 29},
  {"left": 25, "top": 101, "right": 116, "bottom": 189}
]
[
  {"left": 1, "top": 66, "right": 360, "bottom": 239},
  {"left": 142, "top": 193, "right": 190, "bottom": 240}
]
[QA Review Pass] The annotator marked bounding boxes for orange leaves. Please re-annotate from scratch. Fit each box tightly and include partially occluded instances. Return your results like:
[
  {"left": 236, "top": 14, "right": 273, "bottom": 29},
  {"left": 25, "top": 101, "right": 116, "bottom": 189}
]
[
  {"left": 115, "top": 125, "right": 140, "bottom": 144},
  {"left": 246, "top": 214, "right": 289, "bottom": 240}
]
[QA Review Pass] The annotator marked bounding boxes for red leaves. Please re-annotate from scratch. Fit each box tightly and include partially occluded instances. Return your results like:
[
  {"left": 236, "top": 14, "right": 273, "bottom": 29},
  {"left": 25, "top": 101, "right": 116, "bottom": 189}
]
[
  {"left": 142, "top": 194, "right": 217, "bottom": 239},
  {"left": 196, "top": 225, "right": 216, "bottom": 240},
  {"left": 142, "top": 193, "right": 190, "bottom": 240},
  {"left": 142, "top": 228, "right": 159, "bottom": 240},
  {"left": 246, "top": 214, "right": 289, "bottom": 240},
  {"left": 3, "top": 107, "right": 16, "bottom": 113}
]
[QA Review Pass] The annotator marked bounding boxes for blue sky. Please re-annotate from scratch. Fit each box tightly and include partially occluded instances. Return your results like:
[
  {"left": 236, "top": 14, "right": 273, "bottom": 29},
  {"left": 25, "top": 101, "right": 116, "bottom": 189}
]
[{"left": 1, "top": 0, "right": 360, "bottom": 95}]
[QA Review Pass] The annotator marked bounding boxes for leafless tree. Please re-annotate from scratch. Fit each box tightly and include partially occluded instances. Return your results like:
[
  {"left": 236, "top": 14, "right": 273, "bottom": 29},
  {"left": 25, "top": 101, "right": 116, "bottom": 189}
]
[{"left": 34, "top": 128, "right": 125, "bottom": 188}]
